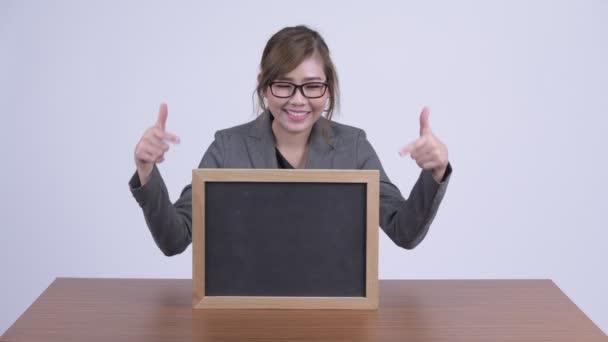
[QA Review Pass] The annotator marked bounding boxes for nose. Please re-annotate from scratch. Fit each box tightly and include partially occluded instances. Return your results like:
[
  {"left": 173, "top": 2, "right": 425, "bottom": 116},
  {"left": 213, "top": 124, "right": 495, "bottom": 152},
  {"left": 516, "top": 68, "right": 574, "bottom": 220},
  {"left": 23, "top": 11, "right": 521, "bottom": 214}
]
[{"left": 289, "top": 87, "right": 307, "bottom": 105}]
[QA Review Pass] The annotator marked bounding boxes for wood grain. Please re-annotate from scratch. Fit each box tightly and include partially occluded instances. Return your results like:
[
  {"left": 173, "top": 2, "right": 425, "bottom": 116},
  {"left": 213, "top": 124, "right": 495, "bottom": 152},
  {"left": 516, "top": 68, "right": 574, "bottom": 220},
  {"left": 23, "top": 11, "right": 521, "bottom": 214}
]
[{"left": 2, "top": 278, "right": 605, "bottom": 342}]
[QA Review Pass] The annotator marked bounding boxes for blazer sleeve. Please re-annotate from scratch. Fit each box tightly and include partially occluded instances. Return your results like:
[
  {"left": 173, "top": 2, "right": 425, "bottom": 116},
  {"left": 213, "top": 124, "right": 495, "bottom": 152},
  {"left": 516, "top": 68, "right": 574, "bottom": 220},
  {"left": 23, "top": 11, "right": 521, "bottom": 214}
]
[
  {"left": 355, "top": 129, "right": 452, "bottom": 249},
  {"left": 128, "top": 131, "right": 225, "bottom": 256}
]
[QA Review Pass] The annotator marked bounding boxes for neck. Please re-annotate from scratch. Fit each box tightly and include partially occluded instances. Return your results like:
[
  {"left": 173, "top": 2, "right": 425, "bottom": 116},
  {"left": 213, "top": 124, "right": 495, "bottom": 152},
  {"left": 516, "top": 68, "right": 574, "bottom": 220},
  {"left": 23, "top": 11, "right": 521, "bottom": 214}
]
[{"left": 272, "top": 120, "right": 311, "bottom": 151}]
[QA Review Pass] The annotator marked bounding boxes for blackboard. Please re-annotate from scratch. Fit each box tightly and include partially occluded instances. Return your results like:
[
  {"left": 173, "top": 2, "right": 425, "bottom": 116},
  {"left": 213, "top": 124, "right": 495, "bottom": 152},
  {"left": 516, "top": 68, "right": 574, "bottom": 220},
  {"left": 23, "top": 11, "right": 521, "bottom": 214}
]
[{"left": 192, "top": 169, "right": 379, "bottom": 310}]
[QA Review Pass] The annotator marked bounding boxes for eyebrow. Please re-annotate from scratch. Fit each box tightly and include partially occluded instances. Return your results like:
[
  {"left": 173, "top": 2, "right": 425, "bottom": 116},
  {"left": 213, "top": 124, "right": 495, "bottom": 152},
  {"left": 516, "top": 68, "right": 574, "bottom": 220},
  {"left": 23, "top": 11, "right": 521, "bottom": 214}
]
[{"left": 276, "top": 77, "right": 325, "bottom": 82}]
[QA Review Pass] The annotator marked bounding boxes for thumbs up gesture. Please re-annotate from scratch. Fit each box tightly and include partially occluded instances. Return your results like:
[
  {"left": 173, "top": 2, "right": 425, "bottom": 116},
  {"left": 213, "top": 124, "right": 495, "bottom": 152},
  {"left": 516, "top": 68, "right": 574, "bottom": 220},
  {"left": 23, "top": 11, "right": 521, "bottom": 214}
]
[
  {"left": 399, "top": 107, "right": 449, "bottom": 183},
  {"left": 134, "top": 103, "right": 181, "bottom": 185}
]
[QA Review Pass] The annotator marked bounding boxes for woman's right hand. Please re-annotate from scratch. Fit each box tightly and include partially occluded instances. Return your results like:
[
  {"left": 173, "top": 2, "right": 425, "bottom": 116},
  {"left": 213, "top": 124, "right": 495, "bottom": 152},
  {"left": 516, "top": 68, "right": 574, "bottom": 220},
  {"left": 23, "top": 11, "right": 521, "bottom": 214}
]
[{"left": 134, "top": 103, "right": 180, "bottom": 186}]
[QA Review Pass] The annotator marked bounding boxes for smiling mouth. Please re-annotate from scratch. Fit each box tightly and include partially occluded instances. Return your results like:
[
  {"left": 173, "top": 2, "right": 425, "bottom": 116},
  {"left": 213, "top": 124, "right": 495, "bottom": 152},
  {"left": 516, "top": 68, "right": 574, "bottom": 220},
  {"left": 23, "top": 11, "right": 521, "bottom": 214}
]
[{"left": 284, "top": 109, "right": 310, "bottom": 121}]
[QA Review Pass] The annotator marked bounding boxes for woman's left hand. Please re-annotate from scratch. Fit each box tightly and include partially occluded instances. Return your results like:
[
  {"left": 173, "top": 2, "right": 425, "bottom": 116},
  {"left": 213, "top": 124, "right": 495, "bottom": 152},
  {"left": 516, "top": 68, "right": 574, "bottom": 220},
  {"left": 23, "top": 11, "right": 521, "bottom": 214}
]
[{"left": 399, "top": 107, "right": 449, "bottom": 183}]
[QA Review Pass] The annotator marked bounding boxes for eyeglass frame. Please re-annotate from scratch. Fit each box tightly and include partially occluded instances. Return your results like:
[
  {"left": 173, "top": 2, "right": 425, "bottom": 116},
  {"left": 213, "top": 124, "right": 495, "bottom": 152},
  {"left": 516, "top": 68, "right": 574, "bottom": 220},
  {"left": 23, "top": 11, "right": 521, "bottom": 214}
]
[{"left": 268, "top": 81, "right": 329, "bottom": 99}]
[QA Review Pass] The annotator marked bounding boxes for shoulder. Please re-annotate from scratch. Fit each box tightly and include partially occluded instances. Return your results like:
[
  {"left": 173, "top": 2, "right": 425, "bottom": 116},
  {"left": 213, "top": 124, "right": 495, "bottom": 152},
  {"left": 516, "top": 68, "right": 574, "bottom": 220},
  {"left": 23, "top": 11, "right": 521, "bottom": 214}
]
[
  {"left": 210, "top": 116, "right": 266, "bottom": 150},
  {"left": 215, "top": 116, "right": 259, "bottom": 138},
  {"left": 323, "top": 118, "right": 367, "bottom": 146}
]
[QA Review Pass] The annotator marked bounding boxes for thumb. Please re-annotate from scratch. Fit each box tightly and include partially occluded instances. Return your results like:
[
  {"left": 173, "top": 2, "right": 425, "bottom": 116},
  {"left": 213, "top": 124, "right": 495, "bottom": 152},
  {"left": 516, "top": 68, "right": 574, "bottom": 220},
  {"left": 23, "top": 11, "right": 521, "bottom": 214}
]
[
  {"left": 419, "top": 106, "right": 431, "bottom": 136},
  {"left": 155, "top": 103, "right": 168, "bottom": 131}
]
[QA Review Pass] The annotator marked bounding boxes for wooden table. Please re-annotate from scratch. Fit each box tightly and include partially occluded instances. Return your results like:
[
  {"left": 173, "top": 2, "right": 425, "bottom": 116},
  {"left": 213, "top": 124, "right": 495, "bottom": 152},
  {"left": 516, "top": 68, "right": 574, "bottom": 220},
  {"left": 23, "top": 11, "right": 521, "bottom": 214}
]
[{"left": 1, "top": 278, "right": 605, "bottom": 341}]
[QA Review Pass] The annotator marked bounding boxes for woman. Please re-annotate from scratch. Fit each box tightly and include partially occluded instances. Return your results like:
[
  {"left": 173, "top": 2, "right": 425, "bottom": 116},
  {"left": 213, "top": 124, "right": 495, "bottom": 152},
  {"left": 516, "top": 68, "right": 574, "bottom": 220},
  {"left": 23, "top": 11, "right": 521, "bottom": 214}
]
[{"left": 129, "top": 25, "right": 452, "bottom": 256}]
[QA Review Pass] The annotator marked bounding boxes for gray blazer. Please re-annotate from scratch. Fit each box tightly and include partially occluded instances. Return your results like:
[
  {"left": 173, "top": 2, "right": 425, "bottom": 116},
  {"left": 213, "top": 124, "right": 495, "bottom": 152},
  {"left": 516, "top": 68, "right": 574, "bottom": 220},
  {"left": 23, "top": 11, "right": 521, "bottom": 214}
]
[{"left": 130, "top": 112, "right": 451, "bottom": 256}]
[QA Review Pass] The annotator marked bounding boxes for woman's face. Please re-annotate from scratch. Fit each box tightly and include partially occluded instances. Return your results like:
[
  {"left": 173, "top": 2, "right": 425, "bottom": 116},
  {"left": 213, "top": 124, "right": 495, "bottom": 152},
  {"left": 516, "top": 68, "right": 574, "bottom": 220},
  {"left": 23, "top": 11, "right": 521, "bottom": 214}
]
[{"left": 265, "top": 55, "right": 329, "bottom": 137}]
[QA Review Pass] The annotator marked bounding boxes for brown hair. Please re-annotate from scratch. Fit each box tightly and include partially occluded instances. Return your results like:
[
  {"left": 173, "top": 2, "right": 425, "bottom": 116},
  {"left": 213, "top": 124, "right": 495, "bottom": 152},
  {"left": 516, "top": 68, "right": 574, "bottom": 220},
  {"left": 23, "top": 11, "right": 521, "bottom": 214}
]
[{"left": 255, "top": 25, "right": 340, "bottom": 120}]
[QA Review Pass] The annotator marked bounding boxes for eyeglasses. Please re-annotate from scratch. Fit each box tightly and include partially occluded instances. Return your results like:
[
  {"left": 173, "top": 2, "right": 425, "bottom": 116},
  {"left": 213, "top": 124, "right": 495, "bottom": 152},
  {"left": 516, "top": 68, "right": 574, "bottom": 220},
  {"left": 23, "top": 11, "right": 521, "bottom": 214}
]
[{"left": 269, "top": 81, "right": 328, "bottom": 99}]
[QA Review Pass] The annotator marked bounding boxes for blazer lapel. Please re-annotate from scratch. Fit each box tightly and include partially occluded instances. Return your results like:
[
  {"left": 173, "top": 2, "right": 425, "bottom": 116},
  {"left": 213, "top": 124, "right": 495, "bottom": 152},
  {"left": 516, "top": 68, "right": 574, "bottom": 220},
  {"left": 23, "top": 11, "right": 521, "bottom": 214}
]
[
  {"left": 246, "top": 112, "right": 336, "bottom": 169},
  {"left": 246, "top": 112, "right": 278, "bottom": 169},
  {"left": 305, "top": 117, "right": 336, "bottom": 169}
]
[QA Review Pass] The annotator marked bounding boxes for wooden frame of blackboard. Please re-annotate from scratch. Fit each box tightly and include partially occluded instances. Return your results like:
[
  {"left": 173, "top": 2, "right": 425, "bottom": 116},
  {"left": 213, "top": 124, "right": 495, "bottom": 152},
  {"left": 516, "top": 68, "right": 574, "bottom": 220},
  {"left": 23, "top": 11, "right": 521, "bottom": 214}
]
[{"left": 191, "top": 169, "right": 379, "bottom": 310}]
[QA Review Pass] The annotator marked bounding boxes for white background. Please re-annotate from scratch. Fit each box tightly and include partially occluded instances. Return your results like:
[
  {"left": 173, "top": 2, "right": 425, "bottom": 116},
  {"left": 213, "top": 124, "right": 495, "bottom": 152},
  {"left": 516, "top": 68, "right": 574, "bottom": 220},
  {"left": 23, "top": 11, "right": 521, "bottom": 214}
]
[{"left": 1, "top": 0, "right": 606, "bottom": 335}]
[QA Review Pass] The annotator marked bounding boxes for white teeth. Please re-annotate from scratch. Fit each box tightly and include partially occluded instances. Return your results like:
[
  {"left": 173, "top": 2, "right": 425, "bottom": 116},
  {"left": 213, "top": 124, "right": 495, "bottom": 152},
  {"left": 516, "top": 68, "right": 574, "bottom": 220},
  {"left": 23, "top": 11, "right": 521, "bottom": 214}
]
[{"left": 286, "top": 110, "right": 308, "bottom": 117}]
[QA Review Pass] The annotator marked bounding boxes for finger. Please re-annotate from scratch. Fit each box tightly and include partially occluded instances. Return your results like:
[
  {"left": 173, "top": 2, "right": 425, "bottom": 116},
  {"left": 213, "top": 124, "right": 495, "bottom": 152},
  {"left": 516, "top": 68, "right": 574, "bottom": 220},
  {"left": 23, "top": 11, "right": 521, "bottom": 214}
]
[
  {"left": 156, "top": 156, "right": 165, "bottom": 164},
  {"left": 136, "top": 148, "right": 158, "bottom": 164},
  {"left": 412, "top": 141, "right": 438, "bottom": 160},
  {"left": 144, "top": 151, "right": 159, "bottom": 164},
  {"left": 399, "top": 136, "right": 425, "bottom": 156},
  {"left": 163, "top": 131, "right": 180, "bottom": 144},
  {"left": 151, "top": 128, "right": 180, "bottom": 144},
  {"left": 409, "top": 136, "right": 430, "bottom": 158},
  {"left": 399, "top": 142, "right": 414, "bottom": 156},
  {"left": 413, "top": 148, "right": 435, "bottom": 162},
  {"left": 419, "top": 106, "right": 431, "bottom": 136},
  {"left": 155, "top": 103, "right": 168, "bottom": 131},
  {"left": 415, "top": 137, "right": 446, "bottom": 163},
  {"left": 144, "top": 135, "right": 170, "bottom": 152},
  {"left": 416, "top": 152, "right": 437, "bottom": 166},
  {"left": 141, "top": 143, "right": 165, "bottom": 159},
  {"left": 422, "top": 161, "right": 441, "bottom": 170},
  {"left": 411, "top": 147, "right": 426, "bottom": 161}
]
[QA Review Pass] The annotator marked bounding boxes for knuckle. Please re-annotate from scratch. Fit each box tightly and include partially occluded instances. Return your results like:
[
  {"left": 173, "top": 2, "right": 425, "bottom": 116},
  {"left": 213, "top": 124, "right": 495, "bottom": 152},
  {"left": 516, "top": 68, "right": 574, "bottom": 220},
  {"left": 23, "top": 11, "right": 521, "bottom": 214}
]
[{"left": 149, "top": 127, "right": 161, "bottom": 138}]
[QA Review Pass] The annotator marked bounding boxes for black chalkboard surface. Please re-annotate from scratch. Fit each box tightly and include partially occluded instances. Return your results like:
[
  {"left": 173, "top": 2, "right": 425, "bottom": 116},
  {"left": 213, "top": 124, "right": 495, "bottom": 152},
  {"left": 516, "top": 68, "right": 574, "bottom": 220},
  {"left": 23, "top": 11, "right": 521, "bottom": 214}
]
[
  {"left": 192, "top": 169, "right": 379, "bottom": 310},
  {"left": 205, "top": 182, "right": 366, "bottom": 297}
]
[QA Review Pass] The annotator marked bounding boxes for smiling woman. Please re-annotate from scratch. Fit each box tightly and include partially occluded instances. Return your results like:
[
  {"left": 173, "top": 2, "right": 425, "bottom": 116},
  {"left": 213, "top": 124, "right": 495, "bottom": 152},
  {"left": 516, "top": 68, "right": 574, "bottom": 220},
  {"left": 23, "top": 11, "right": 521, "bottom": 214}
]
[
  {"left": 265, "top": 56, "right": 330, "bottom": 168},
  {"left": 129, "top": 25, "right": 453, "bottom": 257}
]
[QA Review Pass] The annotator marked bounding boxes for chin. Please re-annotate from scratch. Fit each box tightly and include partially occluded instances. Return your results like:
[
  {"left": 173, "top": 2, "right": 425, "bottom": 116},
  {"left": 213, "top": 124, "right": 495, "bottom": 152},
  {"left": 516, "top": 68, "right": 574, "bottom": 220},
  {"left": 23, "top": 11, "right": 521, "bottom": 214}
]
[
  {"left": 279, "top": 121, "right": 313, "bottom": 134},
  {"left": 273, "top": 110, "right": 320, "bottom": 134}
]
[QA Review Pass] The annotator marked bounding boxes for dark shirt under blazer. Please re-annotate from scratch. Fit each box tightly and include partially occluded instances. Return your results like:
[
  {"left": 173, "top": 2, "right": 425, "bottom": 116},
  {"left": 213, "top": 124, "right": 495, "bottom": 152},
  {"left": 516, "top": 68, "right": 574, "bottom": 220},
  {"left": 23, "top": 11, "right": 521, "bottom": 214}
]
[{"left": 130, "top": 112, "right": 452, "bottom": 256}]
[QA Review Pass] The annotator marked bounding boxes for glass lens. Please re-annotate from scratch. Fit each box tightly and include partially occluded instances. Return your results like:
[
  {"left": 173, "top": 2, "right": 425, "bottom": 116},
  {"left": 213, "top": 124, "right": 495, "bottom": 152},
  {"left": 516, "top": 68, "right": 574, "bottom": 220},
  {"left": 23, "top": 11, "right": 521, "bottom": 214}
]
[
  {"left": 271, "top": 83, "right": 295, "bottom": 97},
  {"left": 302, "top": 83, "right": 326, "bottom": 98}
]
